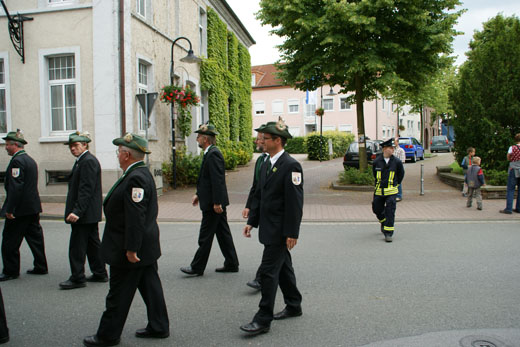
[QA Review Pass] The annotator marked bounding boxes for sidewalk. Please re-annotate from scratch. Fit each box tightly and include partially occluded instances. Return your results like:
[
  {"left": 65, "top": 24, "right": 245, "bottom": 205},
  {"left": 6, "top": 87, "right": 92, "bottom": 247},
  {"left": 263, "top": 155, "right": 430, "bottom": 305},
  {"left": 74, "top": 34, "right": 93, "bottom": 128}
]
[{"left": 42, "top": 152, "right": 520, "bottom": 223}]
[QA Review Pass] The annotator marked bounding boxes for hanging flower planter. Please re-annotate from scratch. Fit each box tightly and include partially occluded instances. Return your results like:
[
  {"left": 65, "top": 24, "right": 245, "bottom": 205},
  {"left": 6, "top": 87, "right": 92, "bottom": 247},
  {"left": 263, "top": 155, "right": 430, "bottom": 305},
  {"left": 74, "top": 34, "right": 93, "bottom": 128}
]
[
  {"left": 315, "top": 107, "right": 325, "bottom": 116},
  {"left": 160, "top": 85, "right": 200, "bottom": 139}
]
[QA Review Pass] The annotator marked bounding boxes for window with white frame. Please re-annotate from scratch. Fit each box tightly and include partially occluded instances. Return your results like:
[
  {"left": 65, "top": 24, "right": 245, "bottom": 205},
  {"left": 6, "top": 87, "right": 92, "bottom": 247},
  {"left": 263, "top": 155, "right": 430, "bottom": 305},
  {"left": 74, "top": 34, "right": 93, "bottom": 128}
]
[
  {"left": 272, "top": 100, "right": 283, "bottom": 114},
  {"left": 254, "top": 101, "right": 265, "bottom": 115},
  {"left": 137, "top": 60, "right": 150, "bottom": 131},
  {"left": 339, "top": 124, "right": 353, "bottom": 133},
  {"left": 199, "top": 7, "right": 207, "bottom": 57},
  {"left": 47, "top": 0, "right": 74, "bottom": 4},
  {"left": 418, "top": 121, "right": 421, "bottom": 131},
  {"left": 399, "top": 119, "right": 403, "bottom": 126},
  {"left": 48, "top": 55, "right": 77, "bottom": 132},
  {"left": 322, "top": 125, "right": 335, "bottom": 132},
  {"left": 410, "top": 121, "right": 414, "bottom": 130},
  {"left": 382, "top": 129, "right": 386, "bottom": 138},
  {"left": 323, "top": 98, "right": 333, "bottom": 111},
  {"left": 304, "top": 102, "right": 316, "bottom": 117},
  {"left": 340, "top": 97, "right": 351, "bottom": 110},
  {"left": 136, "top": 0, "right": 146, "bottom": 18},
  {"left": 251, "top": 74, "right": 256, "bottom": 87},
  {"left": 381, "top": 97, "right": 386, "bottom": 110},
  {"left": 0, "top": 58, "right": 7, "bottom": 133},
  {"left": 288, "top": 99, "right": 299, "bottom": 114}
]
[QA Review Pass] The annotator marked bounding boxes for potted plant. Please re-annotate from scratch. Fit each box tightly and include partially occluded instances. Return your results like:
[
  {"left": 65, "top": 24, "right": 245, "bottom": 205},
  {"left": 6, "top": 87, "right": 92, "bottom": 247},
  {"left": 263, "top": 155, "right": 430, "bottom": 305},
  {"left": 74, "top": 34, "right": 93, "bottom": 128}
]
[
  {"left": 160, "top": 85, "right": 200, "bottom": 138},
  {"left": 315, "top": 107, "right": 324, "bottom": 116}
]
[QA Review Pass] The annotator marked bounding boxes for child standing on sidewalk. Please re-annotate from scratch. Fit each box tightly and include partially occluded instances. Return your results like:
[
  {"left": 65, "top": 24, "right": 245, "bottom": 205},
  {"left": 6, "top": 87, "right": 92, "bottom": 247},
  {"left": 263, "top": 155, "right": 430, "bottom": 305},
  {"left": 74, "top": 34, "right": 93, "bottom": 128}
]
[
  {"left": 461, "top": 147, "right": 475, "bottom": 197},
  {"left": 465, "top": 156, "right": 485, "bottom": 210}
]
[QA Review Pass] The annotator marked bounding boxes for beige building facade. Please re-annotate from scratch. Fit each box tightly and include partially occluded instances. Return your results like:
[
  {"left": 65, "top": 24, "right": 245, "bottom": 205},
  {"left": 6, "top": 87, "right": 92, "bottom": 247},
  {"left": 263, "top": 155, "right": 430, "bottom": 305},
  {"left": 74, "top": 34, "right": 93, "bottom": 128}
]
[{"left": 0, "top": 0, "right": 253, "bottom": 201}]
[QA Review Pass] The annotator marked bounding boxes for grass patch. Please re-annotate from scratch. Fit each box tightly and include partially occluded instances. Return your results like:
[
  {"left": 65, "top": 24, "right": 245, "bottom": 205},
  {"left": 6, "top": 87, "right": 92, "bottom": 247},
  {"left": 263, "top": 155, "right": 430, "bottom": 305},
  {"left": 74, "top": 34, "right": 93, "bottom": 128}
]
[
  {"left": 424, "top": 152, "right": 433, "bottom": 158},
  {"left": 449, "top": 161, "right": 463, "bottom": 175},
  {"left": 339, "top": 167, "right": 374, "bottom": 185}
]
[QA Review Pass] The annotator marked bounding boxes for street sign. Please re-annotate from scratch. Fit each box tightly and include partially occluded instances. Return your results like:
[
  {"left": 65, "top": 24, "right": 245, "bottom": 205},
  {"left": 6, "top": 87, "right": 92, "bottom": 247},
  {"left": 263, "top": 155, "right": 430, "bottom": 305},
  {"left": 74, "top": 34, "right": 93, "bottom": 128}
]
[{"left": 136, "top": 92, "right": 158, "bottom": 115}]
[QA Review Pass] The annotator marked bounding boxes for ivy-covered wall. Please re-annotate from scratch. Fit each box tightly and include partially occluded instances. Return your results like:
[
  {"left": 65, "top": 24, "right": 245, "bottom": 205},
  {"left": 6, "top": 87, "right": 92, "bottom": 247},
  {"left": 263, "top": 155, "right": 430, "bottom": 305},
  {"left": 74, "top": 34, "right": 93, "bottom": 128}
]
[{"left": 201, "top": 9, "right": 253, "bottom": 168}]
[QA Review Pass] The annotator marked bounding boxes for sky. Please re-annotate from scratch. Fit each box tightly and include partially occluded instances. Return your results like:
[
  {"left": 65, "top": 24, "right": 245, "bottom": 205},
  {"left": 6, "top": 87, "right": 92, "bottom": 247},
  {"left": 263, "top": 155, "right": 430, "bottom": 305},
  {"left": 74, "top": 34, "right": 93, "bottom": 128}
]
[{"left": 226, "top": 0, "right": 520, "bottom": 67}]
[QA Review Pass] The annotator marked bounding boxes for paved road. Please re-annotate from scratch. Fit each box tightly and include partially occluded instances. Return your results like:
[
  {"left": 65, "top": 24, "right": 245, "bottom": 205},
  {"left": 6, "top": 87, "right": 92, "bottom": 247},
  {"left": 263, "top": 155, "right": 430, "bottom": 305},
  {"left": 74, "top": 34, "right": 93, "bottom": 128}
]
[
  {"left": 41, "top": 152, "right": 520, "bottom": 222},
  {"left": 3, "top": 220, "right": 520, "bottom": 346}
]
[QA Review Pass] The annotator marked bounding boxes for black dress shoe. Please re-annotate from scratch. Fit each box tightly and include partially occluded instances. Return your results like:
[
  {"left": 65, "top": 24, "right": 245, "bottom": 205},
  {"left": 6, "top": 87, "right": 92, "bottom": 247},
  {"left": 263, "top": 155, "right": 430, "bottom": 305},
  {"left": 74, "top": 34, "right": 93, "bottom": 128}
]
[
  {"left": 26, "top": 268, "right": 48, "bottom": 275},
  {"left": 513, "top": 209, "right": 520, "bottom": 213},
  {"left": 59, "top": 279, "right": 86, "bottom": 290},
  {"left": 239, "top": 322, "right": 270, "bottom": 335},
  {"left": 0, "top": 273, "right": 18, "bottom": 282},
  {"left": 246, "top": 279, "right": 261, "bottom": 290},
  {"left": 0, "top": 335, "right": 9, "bottom": 344},
  {"left": 215, "top": 266, "right": 238, "bottom": 273},
  {"left": 86, "top": 274, "right": 109, "bottom": 282},
  {"left": 273, "top": 307, "right": 303, "bottom": 320},
  {"left": 135, "top": 328, "right": 169, "bottom": 339},
  {"left": 83, "top": 335, "right": 120, "bottom": 347},
  {"left": 180, "top": 266, "right": 203, "bottom": 276}
]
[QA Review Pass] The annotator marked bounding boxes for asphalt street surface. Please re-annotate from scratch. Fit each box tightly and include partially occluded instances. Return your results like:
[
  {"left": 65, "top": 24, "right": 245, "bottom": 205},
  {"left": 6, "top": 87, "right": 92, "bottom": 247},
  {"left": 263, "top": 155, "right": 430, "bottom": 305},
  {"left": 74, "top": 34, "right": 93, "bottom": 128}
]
[{"left": 2, "top": 220, "right": 520, "bottom": 346}]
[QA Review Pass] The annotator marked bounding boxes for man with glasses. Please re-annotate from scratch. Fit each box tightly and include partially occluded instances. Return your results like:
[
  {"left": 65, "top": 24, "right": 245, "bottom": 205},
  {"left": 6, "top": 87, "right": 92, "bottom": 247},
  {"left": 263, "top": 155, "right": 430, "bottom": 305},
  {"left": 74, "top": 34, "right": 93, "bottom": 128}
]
[
  {"left": 59, "top": 131, "right": 107, "bottom": 290},
  {"left": 84, "top": 133, "right": 169, "bottom": 347},
  {"left": 180, "top": 122, "right": 239, "bottom": 276},
  {"left": 0, "top": 130, "right": 48, "bottom": 281},
  {"left": 241, "top": 119, "right": 303, "bottom": 335}
]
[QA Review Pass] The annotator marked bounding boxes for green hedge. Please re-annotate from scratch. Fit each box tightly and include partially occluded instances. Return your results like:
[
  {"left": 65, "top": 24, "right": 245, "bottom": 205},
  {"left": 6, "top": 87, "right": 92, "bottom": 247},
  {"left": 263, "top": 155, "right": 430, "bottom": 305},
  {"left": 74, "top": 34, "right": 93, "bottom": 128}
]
[
  {"left": 306, "top": 131, "right": 355, "bottom": 161},
  {"left": 483, "top": 169, "right": 508, "bottom": 186},
  {"left": 339, "top": 167, "right": 374, "bottom": 185},
  {"left": 285, "top": 137, "right": 306, "bottom": 154},
  {"left": 162, "top": 148, "right": 202, "bottom": 187},
  {"left": 306, "top": 135, "right": 328, "bottom": 161}
]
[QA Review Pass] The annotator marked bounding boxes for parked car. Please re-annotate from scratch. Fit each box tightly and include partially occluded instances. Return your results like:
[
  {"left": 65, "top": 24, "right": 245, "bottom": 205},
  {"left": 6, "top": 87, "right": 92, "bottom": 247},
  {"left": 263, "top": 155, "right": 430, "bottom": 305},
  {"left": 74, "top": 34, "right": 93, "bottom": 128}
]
[
  {"left": 343, "top": 140, "right": 382, "bottom": 169},
  {"left": 398, "top": 137, "right": 424, "bottom": 162},
  {"left": 430, "top": 135, "right": 452, "bottom": 152}
]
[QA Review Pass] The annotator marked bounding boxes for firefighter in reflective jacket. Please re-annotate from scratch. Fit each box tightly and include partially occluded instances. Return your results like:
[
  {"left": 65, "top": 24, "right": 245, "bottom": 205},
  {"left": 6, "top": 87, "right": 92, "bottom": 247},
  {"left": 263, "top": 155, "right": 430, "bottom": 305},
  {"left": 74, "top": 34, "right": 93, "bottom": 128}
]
[{"left": 372, "top": 138, "right": 405, "bottom": 242}]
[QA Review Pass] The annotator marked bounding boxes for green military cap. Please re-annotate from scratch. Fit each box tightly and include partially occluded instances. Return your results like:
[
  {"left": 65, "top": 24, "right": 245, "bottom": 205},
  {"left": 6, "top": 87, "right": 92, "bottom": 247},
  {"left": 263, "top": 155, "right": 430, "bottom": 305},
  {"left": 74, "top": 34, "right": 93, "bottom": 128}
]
[
  {"left": 3, "top": 129, "right": 27, "bottom": 144},
  {"left": 112, "top": 133, "right": 151, "bottom": 154},
  {"left": 258, "top": 117, "right": 292, "bottom": 139},
  {"left": 254, "top": 123, "right": 266, "bottom": 132},
  {"left": 194, "top": 122, "right": 219, "bottom": 136},
  {"left": 64, "top": 131, "right": 92, "bottom": 145}
]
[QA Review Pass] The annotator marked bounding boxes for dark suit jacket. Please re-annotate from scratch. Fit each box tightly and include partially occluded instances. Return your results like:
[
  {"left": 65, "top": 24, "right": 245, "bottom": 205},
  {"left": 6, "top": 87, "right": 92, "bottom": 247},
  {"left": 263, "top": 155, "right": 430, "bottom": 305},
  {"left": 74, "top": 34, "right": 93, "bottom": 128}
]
[
  {"left": 245, "top": 154, "right": 267, "bottom": 209},
  {"left": 196, "top": 146, "right": 229, "bottom": 212},
  {"left": 100, "top": 163, "right": 161, "bottom": 268},
  {"left": 1, "top": 150, "right": 42, "bottom": 217},
  {"left": 64, "top": 151, "right": 102, "bottom": 224},
  {"left": 247, "top": 151, "right": 304, "bottom": 245}
]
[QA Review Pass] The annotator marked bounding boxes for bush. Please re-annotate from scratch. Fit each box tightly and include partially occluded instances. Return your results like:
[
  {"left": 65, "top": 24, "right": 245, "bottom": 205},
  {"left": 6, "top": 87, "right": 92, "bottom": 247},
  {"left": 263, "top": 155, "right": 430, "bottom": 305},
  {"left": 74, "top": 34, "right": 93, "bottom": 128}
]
[
  {"left": 339, "top": 167, "right": 374, "bottom": 185},
  {"left": 322, "top": 131, "right": 355, "bottom": 158},
  {"left": 449, "top": 161, "right": 463, "bottom": 175},
  {"left": 162, "top": 148, "right": 202, "bottom": 187},
  {"left": 220, "top": 140, "right": 252, "bottom": 168},
  {"left": 285, "top": 137, "right": 306, "bottom": 154},
  {"left": 220, "top": 147, "right": 239, "bottom": 170},
  {"left": 306, "top": 134, "right": 329, "bottom": 161},
  {"left": 484, "top": 169, "right": 508, "bottom": 186}
]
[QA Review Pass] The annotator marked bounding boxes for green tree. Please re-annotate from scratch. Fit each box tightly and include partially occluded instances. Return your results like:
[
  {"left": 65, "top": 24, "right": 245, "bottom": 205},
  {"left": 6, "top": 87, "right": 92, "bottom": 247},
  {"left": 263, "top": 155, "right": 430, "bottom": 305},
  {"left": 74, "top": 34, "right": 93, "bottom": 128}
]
[
  {"left": 450, "top": 14, "right": 520, "bottom": 171},
  {"left": 258, "top": 0, "right": 461, "bottom": 170}
]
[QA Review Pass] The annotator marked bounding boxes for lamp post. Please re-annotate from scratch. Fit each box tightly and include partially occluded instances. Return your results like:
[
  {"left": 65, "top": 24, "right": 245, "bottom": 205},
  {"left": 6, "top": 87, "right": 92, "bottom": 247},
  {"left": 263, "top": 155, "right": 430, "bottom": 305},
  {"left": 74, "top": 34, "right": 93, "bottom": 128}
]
[{"left": 169, "top": 36, "right": 201, "bottom": 189}]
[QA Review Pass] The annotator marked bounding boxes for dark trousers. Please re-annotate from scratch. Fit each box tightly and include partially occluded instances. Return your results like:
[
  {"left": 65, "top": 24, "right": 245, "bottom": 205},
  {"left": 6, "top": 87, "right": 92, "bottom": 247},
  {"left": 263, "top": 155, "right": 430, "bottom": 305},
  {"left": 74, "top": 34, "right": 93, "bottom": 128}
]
[
  {"left": 0, "top": 288, "right": 8, "bottom": 341},
  {"left": 190, "top": 210, "right": 239, "bottom": 272},
  {"left": 372, "top": 194, "right": 397, "bottom": 236},
  {"left": 68, "top": 223, "right": 107, "bottom": 282},
  {"left": 96, "top": 262, "right": 169, "bottom": 341},
  {"left": 254, "top": 244, "right": 302, "bottom": 326},
  {"left": 1, "top": 214, "right": 47, "bottom": 276}
]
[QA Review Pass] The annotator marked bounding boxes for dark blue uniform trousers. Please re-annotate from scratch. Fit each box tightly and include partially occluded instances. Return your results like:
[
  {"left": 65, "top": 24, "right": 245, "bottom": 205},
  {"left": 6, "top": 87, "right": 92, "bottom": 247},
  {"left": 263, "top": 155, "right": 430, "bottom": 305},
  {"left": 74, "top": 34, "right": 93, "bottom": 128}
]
[{"left": 372, "top": 195, "right": 397, "bottom": 236}]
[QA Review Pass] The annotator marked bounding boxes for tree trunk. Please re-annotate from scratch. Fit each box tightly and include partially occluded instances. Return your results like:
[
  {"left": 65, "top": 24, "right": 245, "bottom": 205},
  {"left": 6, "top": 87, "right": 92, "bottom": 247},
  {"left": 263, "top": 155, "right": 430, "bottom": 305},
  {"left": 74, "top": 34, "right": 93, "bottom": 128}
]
[{"left": 355, "top": 74, "right": 368, "bottom": 171}]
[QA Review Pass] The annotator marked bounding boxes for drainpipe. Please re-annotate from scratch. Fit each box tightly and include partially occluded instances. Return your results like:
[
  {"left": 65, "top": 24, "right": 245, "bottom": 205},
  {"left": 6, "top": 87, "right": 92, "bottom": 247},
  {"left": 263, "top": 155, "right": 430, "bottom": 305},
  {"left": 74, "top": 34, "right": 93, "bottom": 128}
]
[{"left": 118, "top": 0, "right": 126, "bottom": 135}]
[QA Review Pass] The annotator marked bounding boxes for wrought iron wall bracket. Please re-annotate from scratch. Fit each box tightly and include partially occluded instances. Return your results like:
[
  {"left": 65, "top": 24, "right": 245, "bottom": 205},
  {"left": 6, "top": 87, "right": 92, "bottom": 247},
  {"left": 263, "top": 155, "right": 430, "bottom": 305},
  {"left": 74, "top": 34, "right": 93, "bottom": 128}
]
[{"left": 1, "top": 0, "right": 33, "bottom": 64}]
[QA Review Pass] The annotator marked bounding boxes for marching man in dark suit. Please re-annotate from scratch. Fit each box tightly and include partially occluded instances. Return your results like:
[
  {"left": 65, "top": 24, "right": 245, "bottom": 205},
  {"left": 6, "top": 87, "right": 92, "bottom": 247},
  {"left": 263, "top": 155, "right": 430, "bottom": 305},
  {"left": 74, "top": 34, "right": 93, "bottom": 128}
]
[
  {"left": 84, "top": 134, "right": 169, "bottom": 347},
  {"left": 0, "top": 130, "right": 48, "bottom": 281},
  {"left": 180, "top": 122, "right": 239, "bottom": 276},
  {"left": 241, "top": 119, "right": 303, "bottom": 335},
  {"left": 242, "top": 124, "right": 267, "bottom": 290},
  {"left": 60, "top": 131, "right": 107, "bottom": 290}
]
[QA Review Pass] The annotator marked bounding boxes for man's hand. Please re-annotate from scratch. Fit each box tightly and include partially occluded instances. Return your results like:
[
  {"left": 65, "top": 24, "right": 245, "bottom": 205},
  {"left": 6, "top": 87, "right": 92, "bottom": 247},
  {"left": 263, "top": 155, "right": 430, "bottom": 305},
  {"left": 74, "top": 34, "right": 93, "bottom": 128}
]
[
  {"left": 126, "top": 251, "right": 140, "bottom": 263},
  {"left": 192, "top": 195, "right": 199, "bottom": 206},
  {"left": 66, "top": 213, "right": 79, "bottom": 223},
  {"left": 243, "top": 225, "right": 253, "bottom": 238},
  {"left": 287, "top": 237, "right": 297, "bottom": 250},
  {"left": 214, "top": 204, "right": 223, "bottom": 214},
  {"left": 242, "top": 208, "right": 250, "bottom": 219},
  {"left": 5, "top": 213, "right": 14, "bottom": 220}
]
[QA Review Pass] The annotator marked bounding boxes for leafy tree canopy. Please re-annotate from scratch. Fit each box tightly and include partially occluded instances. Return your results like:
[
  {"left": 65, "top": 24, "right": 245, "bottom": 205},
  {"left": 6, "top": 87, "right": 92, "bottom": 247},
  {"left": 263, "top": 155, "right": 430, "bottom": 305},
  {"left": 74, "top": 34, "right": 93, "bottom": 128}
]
[{"left": 450, "top": 14, "right": 520, "bottom": 171}]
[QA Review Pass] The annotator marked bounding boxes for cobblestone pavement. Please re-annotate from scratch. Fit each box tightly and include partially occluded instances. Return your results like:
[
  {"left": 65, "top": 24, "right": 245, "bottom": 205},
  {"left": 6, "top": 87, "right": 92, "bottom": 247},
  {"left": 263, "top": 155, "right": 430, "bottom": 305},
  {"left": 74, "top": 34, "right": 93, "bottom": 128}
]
[{"left": 42, "top": 152, "right": 520, "bottom": 222}]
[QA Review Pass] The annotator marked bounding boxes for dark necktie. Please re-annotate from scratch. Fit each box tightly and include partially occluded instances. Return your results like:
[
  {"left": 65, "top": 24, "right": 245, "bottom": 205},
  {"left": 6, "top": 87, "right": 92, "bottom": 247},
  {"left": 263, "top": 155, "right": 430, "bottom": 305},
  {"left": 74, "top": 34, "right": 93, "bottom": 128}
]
[{"left": 266, "top": 158, "right": 272, "bottom": 176}]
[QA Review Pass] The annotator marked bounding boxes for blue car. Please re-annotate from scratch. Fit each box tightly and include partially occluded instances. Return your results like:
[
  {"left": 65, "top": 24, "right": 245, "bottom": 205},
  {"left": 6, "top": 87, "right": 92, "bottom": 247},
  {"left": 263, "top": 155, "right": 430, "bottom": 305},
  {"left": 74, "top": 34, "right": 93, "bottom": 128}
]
[{"left": 398, "top": 137, "right": 424, "bottom": 162}]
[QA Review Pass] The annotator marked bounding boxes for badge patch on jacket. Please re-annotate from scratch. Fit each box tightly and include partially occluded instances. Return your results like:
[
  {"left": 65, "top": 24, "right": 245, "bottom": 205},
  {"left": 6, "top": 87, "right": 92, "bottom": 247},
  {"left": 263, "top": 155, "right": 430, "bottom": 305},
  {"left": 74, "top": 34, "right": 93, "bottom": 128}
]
[
  {"left": 11, "top": 168, "right": 20, "bottom": 178},
  {"left": 292, "top": 172, "right": 302, "bottom": 185},
  {"left": 132, "top": 188, "right": 144, "bottom": 202}
]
